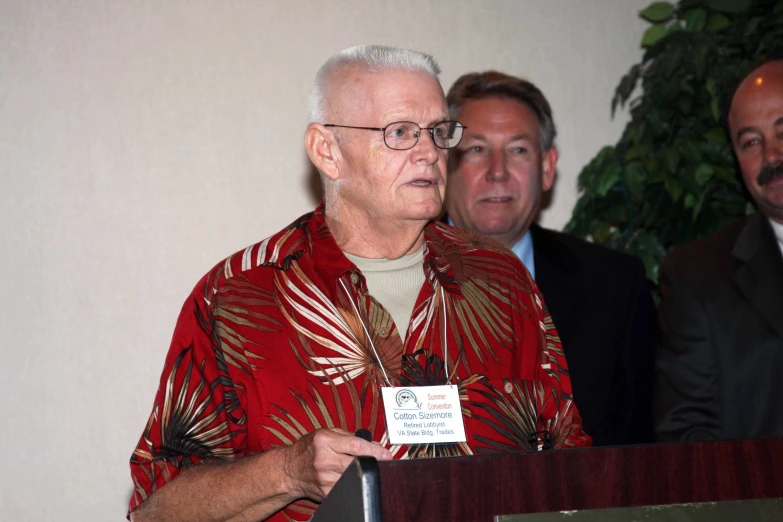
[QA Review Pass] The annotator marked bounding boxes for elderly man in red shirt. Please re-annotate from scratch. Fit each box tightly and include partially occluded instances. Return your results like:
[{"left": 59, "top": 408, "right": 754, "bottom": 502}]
[{"left": 128, "top": 45, "right": 590, "bottom": 522}]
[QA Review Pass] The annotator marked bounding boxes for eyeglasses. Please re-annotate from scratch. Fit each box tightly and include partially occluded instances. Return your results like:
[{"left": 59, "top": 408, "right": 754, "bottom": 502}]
[{"left": 323, "top": 120, "right": 466, "bottom": 150}]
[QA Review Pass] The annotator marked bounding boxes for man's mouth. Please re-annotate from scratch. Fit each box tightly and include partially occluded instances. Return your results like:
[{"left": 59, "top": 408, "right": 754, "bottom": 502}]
[
  {"left": 758, "top": 161, "right": 783, "bottom": 187},
  {"left": 410, "top": 179, "right": 435, "bottom": 187},
  {"left": 480, "top": 196, "right": 513, "bottom": 203}
]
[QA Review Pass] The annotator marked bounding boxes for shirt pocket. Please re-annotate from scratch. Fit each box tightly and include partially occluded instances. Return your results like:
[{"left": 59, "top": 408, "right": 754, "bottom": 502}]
[{"left": 463, "top": 377, "right": 546, "bottom": 454}]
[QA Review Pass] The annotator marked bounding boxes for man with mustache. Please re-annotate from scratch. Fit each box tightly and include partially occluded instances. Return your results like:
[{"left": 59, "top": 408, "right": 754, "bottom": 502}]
[
  {"left": 656, "top": 58, "right": 783, "bottom": 442},
  {"left": 443, "top": 71, "right": 658, "bottom": 446}
]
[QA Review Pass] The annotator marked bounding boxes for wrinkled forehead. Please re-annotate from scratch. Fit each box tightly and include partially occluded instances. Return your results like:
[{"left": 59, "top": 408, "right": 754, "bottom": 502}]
[{"left": 327, "top": 66, "right": 447, "bottom": 122}]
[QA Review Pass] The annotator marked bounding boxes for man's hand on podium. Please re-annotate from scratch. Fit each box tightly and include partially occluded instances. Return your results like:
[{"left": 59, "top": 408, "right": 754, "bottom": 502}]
[{"left": 282, "top": 428, "right": 392, "bottom": 501}]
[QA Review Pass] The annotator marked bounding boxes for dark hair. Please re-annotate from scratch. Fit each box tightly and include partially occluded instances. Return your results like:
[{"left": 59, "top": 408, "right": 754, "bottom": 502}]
[{"left": 446, "top": 71, "right": 556, "bottom": 151}]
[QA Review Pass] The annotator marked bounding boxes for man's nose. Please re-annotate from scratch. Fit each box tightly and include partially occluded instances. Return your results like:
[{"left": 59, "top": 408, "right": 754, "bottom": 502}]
[
  {"left": 412, "top": 129, "right": 440, "bottom": 164},
  {"left": 764, "top": 137, "right": 783, "bottom": 164},
  {"left": 486, "top": 151, "right": 509, "bottom": 181}
]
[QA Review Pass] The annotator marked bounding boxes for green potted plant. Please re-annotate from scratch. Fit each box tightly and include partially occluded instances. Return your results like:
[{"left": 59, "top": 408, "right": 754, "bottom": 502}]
[{"left": 566, "top": 0, "right": 783, "bottom": 288}]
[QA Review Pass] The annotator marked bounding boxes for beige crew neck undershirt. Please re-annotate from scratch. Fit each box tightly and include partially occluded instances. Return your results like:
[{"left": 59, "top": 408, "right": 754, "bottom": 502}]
[{"left": 344, "top": 245, "right": 426, "bottom": 340}]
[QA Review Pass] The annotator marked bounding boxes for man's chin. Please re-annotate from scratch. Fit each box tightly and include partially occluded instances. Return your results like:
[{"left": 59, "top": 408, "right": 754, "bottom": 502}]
[
  {"left": 759, "top": 197, "right": 783, "bottom": 219},
  {"left": 403, "top": 197, "right": 443, "bottom": 221},
  {"left": 473, "top": 220, "right": 516, "bottom": 237}
]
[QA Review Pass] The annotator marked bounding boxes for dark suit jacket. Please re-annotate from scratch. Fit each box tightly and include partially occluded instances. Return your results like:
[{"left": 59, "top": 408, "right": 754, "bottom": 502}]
[
  {"left": 656, "top": 213, "right": 783, "bottom": 442},
  {"left": 530, "top": 224, "right": 658, "bottom": 446}
]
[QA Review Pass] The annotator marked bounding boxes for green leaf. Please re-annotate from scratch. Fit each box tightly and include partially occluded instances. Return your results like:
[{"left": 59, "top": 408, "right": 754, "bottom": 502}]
[
  {"left": 711, "top": 96, "right": 721, "bottom": 121},
  {"left": 676, "top": 95, "right": 693, "bottom": 115},
  {"left": 666, "top": 23, "right": 683, "bottom": 35},
  {"left": 626, "top": 162, "right": 646, "bottom": 199},
  {"left": 640, "top": 2, "right": 675, "bottom": 22},
  {"left": 665, "top": 177, "right": 684, "bottom": 202},
  {"left": 705, "top": 77, "right": 717, "bottom": 96},
  {"left": 635, "top": 232, "right": 667, "bottom": 258},
  {"left": 612, "top": 65, "right": 642, "bottom": 116},
  {"left": 705, "top": 77, "right": 721, "bottom": 121},
  {"left": 645, "top": 157, "right": 663, "bottom": 181},
  {"left": 681, "top": 141, "right": 702, "bottom": 162},
  {"left": 705, "top": 127, "right": 728, "bottom": 144},
  {"left": 695, "top": 164, "right": 714, "bottom": 185},
  {"left": 664, "top": 149, "right": 680, "bottom": 173},
  {"left": 625, "top": 144, "right": 652, "bottom": 161},
  {"left": 707, "top": 13, "right": 730, "bottom": 30},
  {"left": 602, "top": 205, "right": 628, "bottom": 224},
  {"left": 642, "top": 253, "right": 660, "bottom": 285},
  {"left": 597, "top": 168, "right": 621, "bottom": 196},
  {"left": 684, "top": 193, "right": 698, "bottom": 209},
  {"left": 745, "top": 16, "right": 763, "bottom": 37},
  {"left": 641, "top": 23, "right": 668, "bottom": 47},
  {"left": 714, "top": 166, "right": 739, "bottom": 184},
  {"left": 707, "top": 0, "right": 751, "bottom": 14},
  {"left": 591, "top": 222, "right": 612, "bottom": 244},
  {"left": 683, "top": 8, "right": 707, "bottom": 30},
  {"left": 691, "top": 190, "right": 709, "bottom": 222}
]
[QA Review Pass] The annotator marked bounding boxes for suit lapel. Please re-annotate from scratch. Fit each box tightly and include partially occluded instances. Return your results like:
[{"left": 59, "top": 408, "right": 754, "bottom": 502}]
[
  {"left": 732, "top": 213, "right": 783, "bottom": 339},
  {"left": 530, "top": 225, "right": 580, "bottom": 338}
]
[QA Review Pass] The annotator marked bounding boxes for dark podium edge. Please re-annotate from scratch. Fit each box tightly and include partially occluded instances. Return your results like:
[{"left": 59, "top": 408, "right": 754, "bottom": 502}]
[
  {"left": 311, "top": 438, "right": 783, "bottom": 522},
  {"left": 311, "top": 456, "right": 382, "bottom": 522}
]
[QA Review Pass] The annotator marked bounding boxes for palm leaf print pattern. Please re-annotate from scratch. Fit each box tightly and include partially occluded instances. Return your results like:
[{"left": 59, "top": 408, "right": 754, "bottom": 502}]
[
  {"left": 130, "top": 345, "right": 239, "bottom": 504},
  {"left": 261, "top": 365, "right": 404, "bottom": 521},
  {"left": 203, "top": 270, "right": 283, "bottom": 374},
  {"left": 470, "top": 378, "right": 583, "bottom": 452},
  {"left": 275, "top": 266, "right": 403, "bottom": 388},
  {"left": 423, "top": 225, "right": 535, "bottom": 369},
  {"left": 399, "top": 349, "right": 485, "bottom": 458},
  {"left": 129, "top": 205, "right": 590, "bottom": 521}
]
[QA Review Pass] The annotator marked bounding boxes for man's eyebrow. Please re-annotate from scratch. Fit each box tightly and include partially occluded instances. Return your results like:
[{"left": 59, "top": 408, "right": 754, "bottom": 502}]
[
  {"left": 735, "top": 126, "right": 760, "bottom": 140},
  {"left": 426, "top": 116, "right": 451, "bottom": 126},
  {"left": 461, "top": 133, "right": 535, "bottom": 143}
]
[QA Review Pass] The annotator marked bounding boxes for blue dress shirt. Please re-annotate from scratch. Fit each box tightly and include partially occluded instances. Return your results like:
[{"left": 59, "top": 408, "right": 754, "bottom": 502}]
[
  {"left": 447, "top": 217, "right": 535, "bottom": 280},
  {"left": 511, "top": 230, "right": 535, "bottom": 281}
]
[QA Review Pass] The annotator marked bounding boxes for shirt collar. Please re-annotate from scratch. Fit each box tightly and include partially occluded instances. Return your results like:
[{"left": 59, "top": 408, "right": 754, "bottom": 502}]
[
  {"left": 307, "top": 201, "right": 458, "bottom": 295},
  {"left": 510, "top": 230, "right": 535, "bottom": 280},
  {"left": 445, "top": 215, "right": 534, "bottom": 280},
  {"left": 769, "top": 217, "right": 783, "bottom": 257}
]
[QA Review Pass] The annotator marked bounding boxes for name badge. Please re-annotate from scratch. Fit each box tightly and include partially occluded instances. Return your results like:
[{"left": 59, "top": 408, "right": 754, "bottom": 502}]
[{"left": 381, "top": 385, "right": 466, "bottom": 445}]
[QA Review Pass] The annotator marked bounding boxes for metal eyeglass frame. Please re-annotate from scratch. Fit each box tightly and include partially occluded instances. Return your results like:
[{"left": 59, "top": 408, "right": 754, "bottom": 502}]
[{"left": 323, "top": 120, "right": 466, "bottom": 150}]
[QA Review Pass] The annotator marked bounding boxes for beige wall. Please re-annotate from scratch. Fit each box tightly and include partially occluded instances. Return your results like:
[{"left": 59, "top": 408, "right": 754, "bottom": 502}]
[{"left": 0, "top": 0, "right": 649, "bottom": 519}]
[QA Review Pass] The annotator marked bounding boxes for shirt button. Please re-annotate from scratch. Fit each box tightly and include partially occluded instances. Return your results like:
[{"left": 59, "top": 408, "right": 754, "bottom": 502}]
[
  {"left": 504, "top": 382, "right": 513, "bottom": 394},
  {"left": 350, "top": 272, "right": 359, "bottom": 285}
]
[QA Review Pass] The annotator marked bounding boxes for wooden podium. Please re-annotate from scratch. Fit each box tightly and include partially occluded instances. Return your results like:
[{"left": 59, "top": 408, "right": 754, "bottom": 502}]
[{"left": 311, "top": 437, "right": 783, "bottom": 522}]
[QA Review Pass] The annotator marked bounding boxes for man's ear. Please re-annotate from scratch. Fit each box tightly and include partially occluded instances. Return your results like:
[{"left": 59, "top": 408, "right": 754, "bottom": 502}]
[
  {"left": 305, "top": 123, "right": 341, "bottom": 181},
  {"left": 542, "top": 146, "right": 558, "bottom": 192}
]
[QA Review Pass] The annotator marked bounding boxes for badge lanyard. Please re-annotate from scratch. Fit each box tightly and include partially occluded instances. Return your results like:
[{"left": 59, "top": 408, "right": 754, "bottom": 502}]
[
  {"left": 339, "top": 277, "right": 394, "bottom": 387},
  {"left": 339, "top": 277, "right": 466, "bottom": 445},
  {"left": 338, "top": 278, "right": 450, "bottom": 384}
]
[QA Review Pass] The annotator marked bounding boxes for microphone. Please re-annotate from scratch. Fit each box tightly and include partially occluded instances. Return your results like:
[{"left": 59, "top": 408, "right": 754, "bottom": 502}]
[
  {"left": 527, "top": 430, "right": 553, "bottom": 451},
  {"left": 355, "top": 429, "right": 372, "bottom": 442}
]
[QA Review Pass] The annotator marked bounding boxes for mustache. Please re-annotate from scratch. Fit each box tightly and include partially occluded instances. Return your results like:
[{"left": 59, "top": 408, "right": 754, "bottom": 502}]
[{"left": 757, "top": 161, "right": 783, "bottom": 186}]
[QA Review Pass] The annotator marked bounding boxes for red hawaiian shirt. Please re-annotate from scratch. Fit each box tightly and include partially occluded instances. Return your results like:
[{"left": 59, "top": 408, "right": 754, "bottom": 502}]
[{"left": 129, "top": 203, "right": 590, "bottom": 521}]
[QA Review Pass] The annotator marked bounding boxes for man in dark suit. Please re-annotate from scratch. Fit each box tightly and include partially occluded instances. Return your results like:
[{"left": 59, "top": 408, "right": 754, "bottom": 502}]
[
  {"left": 656, "top": 59, "right": 783, "bottom": 442},
  {"left": 443, "top": 71, "right": 658, "bottom": 446}
]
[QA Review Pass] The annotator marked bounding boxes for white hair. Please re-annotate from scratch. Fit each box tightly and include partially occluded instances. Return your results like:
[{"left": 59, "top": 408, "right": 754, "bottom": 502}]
[{"left": 306, "top": 45, "right": 441, "bottom": 124}]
